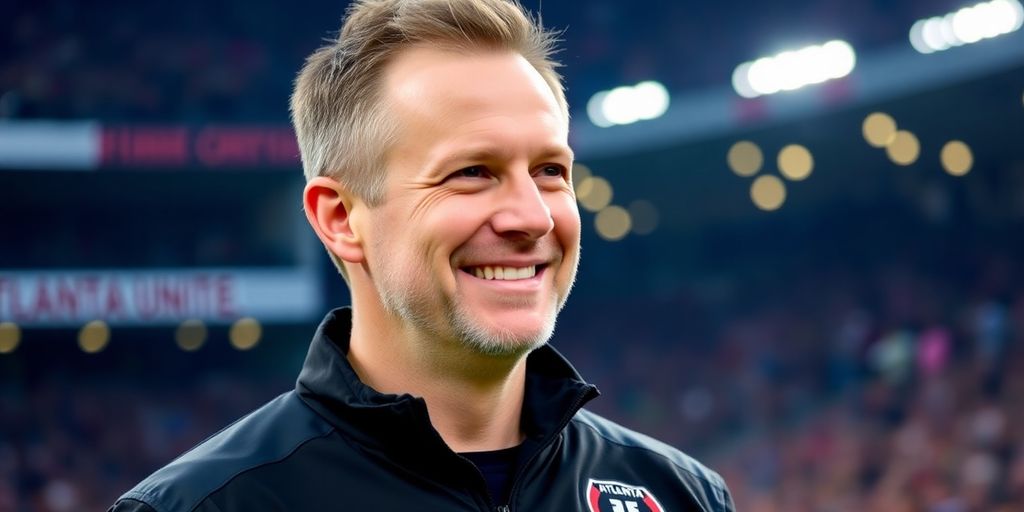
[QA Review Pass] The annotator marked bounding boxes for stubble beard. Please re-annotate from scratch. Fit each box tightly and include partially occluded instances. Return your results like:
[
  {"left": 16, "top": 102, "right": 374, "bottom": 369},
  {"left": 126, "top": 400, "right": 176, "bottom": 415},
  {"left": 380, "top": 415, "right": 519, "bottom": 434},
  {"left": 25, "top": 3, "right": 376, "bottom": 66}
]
[{"left": 375, "top": 261, "right": 577, "bottom": 359}]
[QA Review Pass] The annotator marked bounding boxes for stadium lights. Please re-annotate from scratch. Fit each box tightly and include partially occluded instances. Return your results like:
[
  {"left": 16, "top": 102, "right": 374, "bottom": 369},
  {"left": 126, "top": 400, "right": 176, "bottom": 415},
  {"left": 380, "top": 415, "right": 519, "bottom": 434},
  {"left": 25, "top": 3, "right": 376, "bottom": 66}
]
[
  {"left": 587, "top": 81, "right": 671, "bottom": 127},
  {"left": 731, "top": 40, "right": 856, "bottom": 99},
  {"left": 941, "top": 140, "right": 974, "bottom": 176},
  {"left": 0, "top": 322, "right": 19, "bottom": 354},
  {"left": 594, "top": 205, "right": 632, "bottom": 241},
  {"left": 230, "top": 317, "right": 262, "bottom": 350},
  {"left": 909, "top": 0, "right": 1024, "bottom": 53}
]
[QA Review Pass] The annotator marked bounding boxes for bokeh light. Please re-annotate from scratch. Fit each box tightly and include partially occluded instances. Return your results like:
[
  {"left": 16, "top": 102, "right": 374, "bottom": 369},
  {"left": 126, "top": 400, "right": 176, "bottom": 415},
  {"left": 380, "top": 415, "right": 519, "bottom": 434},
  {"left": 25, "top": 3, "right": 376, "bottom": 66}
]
[
  {"left": 886, "top": 130, "right": 921, "bottom": 166},
  {"left": 230, "top": 317, "right": 262, "bottom": 351},
  {"left": 727, "top": 141, "right": 764, "bottom": 177},
  {"left": 0, "top": 322, "right": 20, "bottom": 354},
  {"left": 572, "top": 162, "right": 592, "bottom": 189},
  {"left": 587, "top": 81, "right": 671, "bottom": 127},
  {"left": 79, "top": 320, "right": 110, "bottom": 354},
  {"left": 941, "top": 140, "right": 974, "bottom": 176},
  {"left": 750, "top": 175, "right": 787, "bottom": 211},
  {"left": 863, "top": 112, "right": 898, "bottom": 147},
  {"left": 586, "top": 91, "right": 612, "bottom": 128},
  {"left": 595, "top": 205, "right": 632, "bottom": 241},
  {"left": 175, "top": 319, "right": 208, "bottom": 352},
  {"left": 733, "top": 40, "right": 856, "bottom": 98},
  {"left": 778, "top": 144, "right": 814, "bottom": 181},
  {"left": 910, "top": 0, "right": 1024, "bottom": 53},
  {"left": 577, "top": 176, "right": 614, "bottom": 212}
]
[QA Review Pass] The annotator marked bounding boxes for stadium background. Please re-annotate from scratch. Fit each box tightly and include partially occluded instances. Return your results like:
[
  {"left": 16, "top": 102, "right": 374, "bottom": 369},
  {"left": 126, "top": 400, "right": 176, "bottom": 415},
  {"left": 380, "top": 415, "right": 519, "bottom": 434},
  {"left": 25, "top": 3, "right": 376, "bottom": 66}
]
[{"left": 3, "top": 0, "right": 1024, "bottom": 510}]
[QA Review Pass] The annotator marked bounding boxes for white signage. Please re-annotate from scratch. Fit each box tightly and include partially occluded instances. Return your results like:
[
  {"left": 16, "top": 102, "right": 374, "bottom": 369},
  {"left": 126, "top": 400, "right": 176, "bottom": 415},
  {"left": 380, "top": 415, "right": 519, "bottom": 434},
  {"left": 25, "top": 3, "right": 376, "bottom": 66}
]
[{"left": 0, "top": 269, "right": 321, "bottom": 326}]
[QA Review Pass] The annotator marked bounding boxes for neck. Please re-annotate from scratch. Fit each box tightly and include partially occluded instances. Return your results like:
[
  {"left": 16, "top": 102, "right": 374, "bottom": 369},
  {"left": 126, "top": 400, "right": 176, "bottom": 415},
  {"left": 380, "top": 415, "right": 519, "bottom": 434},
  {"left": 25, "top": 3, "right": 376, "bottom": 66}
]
[{"left": 347, "top": 290, "right": 528, "bottom": 453}]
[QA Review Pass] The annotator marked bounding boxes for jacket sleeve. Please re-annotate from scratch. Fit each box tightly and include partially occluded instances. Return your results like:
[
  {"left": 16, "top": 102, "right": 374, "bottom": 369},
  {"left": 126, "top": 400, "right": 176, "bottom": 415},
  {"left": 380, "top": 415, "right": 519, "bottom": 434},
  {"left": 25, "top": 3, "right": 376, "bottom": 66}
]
[
  {"left": 720, "top": 480, "right": 736, "bottom": 512},
  {"left": 108, "top": 498, "right": 160, "bottom": 512}
]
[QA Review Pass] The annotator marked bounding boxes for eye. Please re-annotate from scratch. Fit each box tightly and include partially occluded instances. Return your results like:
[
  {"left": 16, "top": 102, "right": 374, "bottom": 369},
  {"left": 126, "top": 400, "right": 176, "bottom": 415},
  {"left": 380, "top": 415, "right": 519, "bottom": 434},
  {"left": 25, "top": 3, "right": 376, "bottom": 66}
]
[
  {"left": 452, "top": 165, "right": 488, "bottom": 179},
  {"left": 536, "top": 164, "right": 566, "bottom": 178}
]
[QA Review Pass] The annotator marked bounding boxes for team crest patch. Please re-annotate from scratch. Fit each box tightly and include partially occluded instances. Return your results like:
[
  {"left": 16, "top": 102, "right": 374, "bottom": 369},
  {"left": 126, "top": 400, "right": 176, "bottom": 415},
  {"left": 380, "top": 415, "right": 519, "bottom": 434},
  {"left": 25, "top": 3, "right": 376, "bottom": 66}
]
[{"left": 585, "top": 479, "right": 665, "bottom": 512}]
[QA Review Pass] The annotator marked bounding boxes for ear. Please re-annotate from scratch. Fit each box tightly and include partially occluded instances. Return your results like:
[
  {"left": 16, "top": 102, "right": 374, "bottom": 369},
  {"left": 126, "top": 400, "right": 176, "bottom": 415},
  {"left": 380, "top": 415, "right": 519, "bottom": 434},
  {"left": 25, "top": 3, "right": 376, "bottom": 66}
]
[{"left": 303, "top": 176, "right": 366, "bottom": 265}]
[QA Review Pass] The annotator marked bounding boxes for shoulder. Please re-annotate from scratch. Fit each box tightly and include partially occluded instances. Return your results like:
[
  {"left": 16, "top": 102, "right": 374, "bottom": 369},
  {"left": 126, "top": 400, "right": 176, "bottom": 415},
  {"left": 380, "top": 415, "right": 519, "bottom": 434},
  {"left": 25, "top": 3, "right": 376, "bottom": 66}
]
[
  {"left": 112, "top": 391, "right": 334, "bottom": 512},
  {"left": 567, "top": 408, "right": 734, "bottom": 511}
]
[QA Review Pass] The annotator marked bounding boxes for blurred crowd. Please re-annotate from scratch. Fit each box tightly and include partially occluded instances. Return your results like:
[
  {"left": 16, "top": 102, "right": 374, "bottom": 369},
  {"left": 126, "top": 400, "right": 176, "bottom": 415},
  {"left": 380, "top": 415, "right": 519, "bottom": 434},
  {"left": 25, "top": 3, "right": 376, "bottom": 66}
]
[
  {"left": 721, "top": 355, "right": 1024, "bottom": 512},
  {"left": 0, "top": 0, "right": 946, "bottom": 122},
  {"left": 2, "top": 1, "right": 1020, "bottom": 511},
  {"left": 3, "top": 247, "right": 1024, "bottom": 511},
  {"left": 0, "top": 172, "right": 302, "bottom": 270},
  {"left": 1, "top": 0, "right": 304, "bottom": 122},
  {"left": 572, "top": 252, "right": 1024, "bottom": 511},
  {"left": 716, "top": 294, "right": 1024, "bottom": 512},
  {"left": 0, "top": 369, "right": 291, "bottom": 511}
]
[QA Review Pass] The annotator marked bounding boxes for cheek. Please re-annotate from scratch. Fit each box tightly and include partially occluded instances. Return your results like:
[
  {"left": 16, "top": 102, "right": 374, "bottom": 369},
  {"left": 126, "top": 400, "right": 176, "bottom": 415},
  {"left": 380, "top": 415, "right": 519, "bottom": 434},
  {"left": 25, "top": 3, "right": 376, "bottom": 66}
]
[
  {"left": 421, "top": 198, "right": 491, "bottom": 257},
  {"left": 549, "top": 196, "right": 582, "bottom": 240},
  {"left": 365, "top": 208, "right": 425, "bottom": 278}
]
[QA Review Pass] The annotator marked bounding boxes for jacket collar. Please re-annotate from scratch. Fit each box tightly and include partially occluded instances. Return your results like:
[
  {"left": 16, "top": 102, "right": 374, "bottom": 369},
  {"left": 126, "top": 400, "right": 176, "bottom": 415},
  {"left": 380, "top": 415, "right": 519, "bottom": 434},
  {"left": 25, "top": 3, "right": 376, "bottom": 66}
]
[{"left": 295, "top": 307, "right": 598, "bottom": 478}]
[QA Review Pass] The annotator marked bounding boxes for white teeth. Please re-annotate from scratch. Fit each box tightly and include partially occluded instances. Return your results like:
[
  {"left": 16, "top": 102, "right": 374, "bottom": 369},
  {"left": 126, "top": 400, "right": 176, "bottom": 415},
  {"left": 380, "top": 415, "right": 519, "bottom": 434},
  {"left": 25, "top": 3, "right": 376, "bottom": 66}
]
[{"left": 469, "top": 265, "right": 538, "bottom": 281}]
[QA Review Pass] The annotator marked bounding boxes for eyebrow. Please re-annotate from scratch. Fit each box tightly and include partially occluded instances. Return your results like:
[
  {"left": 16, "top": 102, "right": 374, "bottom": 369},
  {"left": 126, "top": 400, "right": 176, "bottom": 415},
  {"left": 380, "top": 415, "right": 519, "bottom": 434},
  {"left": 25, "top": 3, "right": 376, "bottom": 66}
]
[{"left": 430, "top": 145, "right": 575, "bottom": 175}]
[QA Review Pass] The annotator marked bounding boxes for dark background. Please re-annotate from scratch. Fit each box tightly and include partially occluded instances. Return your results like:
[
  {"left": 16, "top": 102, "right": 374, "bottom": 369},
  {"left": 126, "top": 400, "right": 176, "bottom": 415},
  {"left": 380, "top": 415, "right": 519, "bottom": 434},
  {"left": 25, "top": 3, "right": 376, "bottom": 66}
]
[{"left": 3, "top": 1, "right": 1024, "bottom": 510}]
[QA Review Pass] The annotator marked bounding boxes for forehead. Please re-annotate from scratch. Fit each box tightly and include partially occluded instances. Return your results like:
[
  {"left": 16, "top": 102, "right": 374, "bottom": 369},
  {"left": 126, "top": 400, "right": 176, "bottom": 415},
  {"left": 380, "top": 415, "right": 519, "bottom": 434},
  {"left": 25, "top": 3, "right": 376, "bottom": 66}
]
[
  {"left": 384, "top": 45, "right": 560, "bottom": 107},
  {"left": 380, "top": 46, "right": 568, "bottom": 155}
]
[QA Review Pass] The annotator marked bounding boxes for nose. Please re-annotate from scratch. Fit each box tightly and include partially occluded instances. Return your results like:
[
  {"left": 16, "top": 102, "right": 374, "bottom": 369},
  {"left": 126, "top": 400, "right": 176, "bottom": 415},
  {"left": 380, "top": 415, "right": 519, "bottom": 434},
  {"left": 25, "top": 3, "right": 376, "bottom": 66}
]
[{"left": 490, "top": 173, "right": 555, "bottom": 240}]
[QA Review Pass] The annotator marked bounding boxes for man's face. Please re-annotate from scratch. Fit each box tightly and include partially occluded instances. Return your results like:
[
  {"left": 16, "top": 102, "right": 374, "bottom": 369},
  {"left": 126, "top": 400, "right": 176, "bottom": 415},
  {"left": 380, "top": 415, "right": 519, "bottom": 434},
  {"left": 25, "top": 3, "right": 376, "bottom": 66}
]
[{"left": 362, "top": 46, "right": 579, "bottom": 357}]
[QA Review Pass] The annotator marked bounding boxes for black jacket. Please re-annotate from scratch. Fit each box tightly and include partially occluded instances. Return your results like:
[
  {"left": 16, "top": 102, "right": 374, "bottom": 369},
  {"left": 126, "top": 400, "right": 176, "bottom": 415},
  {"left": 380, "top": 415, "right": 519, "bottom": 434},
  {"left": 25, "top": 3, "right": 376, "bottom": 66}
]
[{"left": 110, "top": 308, "right": 734, "bottom": 512}]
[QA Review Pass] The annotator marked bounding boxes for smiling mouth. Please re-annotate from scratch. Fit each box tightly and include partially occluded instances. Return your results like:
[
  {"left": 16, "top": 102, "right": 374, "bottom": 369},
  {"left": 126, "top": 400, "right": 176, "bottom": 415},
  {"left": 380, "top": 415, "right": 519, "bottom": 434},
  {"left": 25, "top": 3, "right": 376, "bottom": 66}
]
[{"left": 459, "top": 264, "right": 548, "bottom": 281}]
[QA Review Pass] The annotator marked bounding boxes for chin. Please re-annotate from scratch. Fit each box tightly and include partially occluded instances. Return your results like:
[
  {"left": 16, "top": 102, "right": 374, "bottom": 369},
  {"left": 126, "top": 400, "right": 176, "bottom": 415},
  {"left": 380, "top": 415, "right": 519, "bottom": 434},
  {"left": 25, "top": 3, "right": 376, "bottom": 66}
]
[{"left": 451, "top": 316, "right": 556, "bottom": 359}]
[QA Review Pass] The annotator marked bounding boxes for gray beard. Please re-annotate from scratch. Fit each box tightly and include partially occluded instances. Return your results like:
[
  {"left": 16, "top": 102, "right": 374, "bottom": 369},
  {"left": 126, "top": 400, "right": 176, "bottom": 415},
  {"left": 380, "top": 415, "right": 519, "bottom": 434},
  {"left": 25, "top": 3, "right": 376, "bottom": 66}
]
[
  {"left": 445, "top": 291, "right": 558, "bottom": 357},
  {"left": 375, "top": 265, "right": 571, "bottom": 358}
]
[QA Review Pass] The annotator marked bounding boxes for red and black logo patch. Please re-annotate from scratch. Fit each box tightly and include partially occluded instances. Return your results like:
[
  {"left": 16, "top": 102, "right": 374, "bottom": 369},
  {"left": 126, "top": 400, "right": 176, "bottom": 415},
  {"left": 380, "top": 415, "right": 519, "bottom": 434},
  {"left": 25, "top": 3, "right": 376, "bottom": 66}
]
[{"left": 585, "top": 479, "right": 665, "bottom": 512}]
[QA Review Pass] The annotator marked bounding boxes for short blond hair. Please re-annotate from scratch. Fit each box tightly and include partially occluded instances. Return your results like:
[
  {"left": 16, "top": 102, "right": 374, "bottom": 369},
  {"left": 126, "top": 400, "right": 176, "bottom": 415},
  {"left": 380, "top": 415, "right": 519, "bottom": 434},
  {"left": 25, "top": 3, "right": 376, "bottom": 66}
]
[{"left": 290, "top": 0, "right": 568, "bottom": 278}]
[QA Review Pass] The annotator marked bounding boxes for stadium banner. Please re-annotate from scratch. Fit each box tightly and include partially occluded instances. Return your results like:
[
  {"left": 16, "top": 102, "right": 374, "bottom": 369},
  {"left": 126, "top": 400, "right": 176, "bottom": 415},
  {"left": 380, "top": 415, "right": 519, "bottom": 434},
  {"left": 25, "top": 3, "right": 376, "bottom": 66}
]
[
  {"left": 0, "top": 122, "right": 300, "bottom": 170},
  {"left": 3, "top": 27, "right": 1024, "bottom": 168},
  {"left": 0, "top": 269, "right": 320, "bottom": 326}
]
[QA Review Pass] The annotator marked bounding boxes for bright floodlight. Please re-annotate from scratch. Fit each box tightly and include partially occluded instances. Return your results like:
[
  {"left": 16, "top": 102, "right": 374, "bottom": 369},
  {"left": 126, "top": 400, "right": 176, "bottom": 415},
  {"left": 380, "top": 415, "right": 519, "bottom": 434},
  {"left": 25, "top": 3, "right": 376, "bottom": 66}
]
[
  {"left": 822, "top": 41, "right": 856, "bottom": 78},
  {"left": 603, "top": 86, "right": 640, "bottom": 125},
  {"left": 939, "top": 14, "right": 965, "bottom": 48},
  {"left": 746, "top": 57, "right": 781, "bottom": 96},
  {"left": 587, "top": 81, "right": 671, "bottom": 127},
  {"left": 909, "top": 20, "right": 933, "bottom": 53},
  {"left": 587, "top": 91, "right": 613, "bottom": 128},
  {"left": 731, "top": 62, "right": 759, "bottom": 98},
  {"left": 732, "top": 40, "right": 857, "bottom": 98},
  {"left": 632, "top": 81, "right": 670, "bottom": 120},
  {"left": 910, "top": 0, "right": 1023, "bottom": 53}
]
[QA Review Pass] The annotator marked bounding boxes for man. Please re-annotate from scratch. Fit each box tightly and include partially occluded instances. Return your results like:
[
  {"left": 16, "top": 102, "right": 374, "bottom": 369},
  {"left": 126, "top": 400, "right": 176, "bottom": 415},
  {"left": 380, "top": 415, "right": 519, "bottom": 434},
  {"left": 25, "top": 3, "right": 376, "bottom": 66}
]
[{"left": 110, "top": 1, "right": 734, "bottom": 510}]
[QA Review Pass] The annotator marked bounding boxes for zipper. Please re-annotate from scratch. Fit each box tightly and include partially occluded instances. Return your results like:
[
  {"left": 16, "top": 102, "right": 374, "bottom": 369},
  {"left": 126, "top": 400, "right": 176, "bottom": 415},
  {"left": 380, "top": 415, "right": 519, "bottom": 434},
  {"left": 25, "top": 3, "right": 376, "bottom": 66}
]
[
  {"left": 499, "top": 385, "right": 598, "bottom": 512},
  {"left": 455, "top": 451, "right": 503, "bottom": 512}
]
